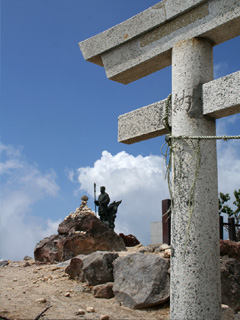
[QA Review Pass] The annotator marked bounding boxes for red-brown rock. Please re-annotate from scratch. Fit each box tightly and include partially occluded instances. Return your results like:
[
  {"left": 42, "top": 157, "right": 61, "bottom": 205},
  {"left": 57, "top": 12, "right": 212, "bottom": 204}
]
[
  {"left": 119, "top": 233, "right": 140, "bottom": 247},
  {"left": 93, "top": 283, "right": 114, "bottom": 299},
  {"left": 34, "top": 211, "right": 126, "bottom": 263},
  {"left": 220, "top": 240, "right": 240, "bottom": 262}
]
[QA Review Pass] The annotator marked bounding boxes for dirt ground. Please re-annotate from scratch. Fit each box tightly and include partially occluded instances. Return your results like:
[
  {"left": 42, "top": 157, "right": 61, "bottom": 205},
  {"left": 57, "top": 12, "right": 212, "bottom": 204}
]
[{"left": 0, "top": 258, "right": 170, "bottom": 320}]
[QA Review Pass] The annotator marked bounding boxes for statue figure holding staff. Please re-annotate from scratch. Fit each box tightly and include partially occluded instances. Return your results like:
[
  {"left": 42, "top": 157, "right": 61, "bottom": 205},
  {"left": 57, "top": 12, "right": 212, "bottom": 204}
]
[
  {"left": 94, "top": 186, "right": 110, "bottom": 221},
  {"left": 94, "top": 185, "right": 122, "bottom": 229}
]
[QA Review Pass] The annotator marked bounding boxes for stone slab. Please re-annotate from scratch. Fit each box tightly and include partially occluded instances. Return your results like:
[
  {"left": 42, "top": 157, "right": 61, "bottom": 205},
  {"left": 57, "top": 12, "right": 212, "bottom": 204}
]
[
  {"left": 118, "top": 71, "right": 240, "bottom": 144},
  {"left": 118, "top": 98, "right": 170, "bottom": 144},
  {"left": 79, "top": 0, "right": 205, "bottom": 66},
  {"left": 203, "top": 70, "right": 240, "bottom": 119},
  {"left": 79, "top": 0, "right": 240, "bottom": 84}
]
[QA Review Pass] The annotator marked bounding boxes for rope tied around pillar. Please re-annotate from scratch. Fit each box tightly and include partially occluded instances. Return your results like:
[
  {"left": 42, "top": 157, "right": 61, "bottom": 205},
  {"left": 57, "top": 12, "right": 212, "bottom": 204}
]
[{"left": 161, "top": 94, "right": 240, "bottom": 255}]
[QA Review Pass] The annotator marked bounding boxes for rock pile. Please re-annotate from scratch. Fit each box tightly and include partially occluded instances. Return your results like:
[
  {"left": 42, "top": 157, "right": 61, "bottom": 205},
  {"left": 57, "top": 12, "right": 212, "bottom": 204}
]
[
  {"left": 65, "top": 244, "right": 172, "bottom": 309},
  {"left": 64, "top": 241, "right": 240, "bottom": 313},
  {"left": 33, "top": 196, "right": 240, "bottom": 315},
  {"left": 34, "top": 196, "right": 126, "bottom": 263}
]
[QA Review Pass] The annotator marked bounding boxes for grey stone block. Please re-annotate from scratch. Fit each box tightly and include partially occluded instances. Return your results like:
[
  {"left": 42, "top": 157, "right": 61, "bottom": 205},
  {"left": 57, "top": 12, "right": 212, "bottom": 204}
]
[
  {"left": 118, "top": 70, "right": 240, "bottom": 144},
  {"left": 79, "top": 0, "right": 205, "bottom": 65},
  {"left": 118, "top": 98, "right": 170, "bottom": 144},
  {"left": 79, "top": 0, "right": 240, "bottom": 84},
  {"left": 203, "top": 70, "right": 240, "bottom": 119}
]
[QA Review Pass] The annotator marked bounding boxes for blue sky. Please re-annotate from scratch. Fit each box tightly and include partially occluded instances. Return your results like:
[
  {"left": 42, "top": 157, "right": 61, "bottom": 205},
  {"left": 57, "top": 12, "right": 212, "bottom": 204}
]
[{"left": 1, "top": 0, "right": 240, "bottom": 260}]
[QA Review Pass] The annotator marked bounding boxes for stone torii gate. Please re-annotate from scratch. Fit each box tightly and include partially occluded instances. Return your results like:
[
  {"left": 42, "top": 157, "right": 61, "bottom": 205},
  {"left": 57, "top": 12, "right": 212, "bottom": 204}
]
[{"left": 79, "top": 1, "right": 240, "bottom": 319}]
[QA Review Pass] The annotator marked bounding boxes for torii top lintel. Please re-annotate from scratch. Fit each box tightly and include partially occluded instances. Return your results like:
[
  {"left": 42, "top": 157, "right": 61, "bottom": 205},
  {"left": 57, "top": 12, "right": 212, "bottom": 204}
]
[{"left": 79, "top": 0, "right": 240, "bottom": 84}]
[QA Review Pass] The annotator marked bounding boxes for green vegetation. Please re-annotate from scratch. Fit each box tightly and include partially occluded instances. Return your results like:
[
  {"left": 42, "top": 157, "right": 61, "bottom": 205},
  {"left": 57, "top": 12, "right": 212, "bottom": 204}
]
[{"left": 219, "top": 189, "right": 240, "bottom": 241}]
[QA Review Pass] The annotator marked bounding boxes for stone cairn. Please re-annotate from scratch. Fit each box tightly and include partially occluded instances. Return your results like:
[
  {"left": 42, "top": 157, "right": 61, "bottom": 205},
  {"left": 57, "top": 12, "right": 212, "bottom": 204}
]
[
  {"left": 65, "top": 195, "right": 94, "bottom": 220},
  {"left": 34, "top": 195, "right": 126, "bottom": 263}
]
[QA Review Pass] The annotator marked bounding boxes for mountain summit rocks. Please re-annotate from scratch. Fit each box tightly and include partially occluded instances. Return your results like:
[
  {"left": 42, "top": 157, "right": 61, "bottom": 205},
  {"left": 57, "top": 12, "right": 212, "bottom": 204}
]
[
  {"left": 34, "top": 200, "right": 126, "bottom": 263},
  {"left": 113, "top": 253, "right": 170, "bottom": 309}
]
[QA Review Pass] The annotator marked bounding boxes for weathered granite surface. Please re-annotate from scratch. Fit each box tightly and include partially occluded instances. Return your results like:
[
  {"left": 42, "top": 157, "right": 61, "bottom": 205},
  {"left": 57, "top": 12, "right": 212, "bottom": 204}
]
[
  {"left": 118, "top": 99, "right": 170, "bottom": 144},
  {"left": 118, "top": 70, "right": 240, "bottom": 144},
  {"left": 203, "top": 70, "right": 240, "bottom": 119},
  {"left": 79, "top": 0, "right": 205, "bottom": 65},
  {"left": 79, "top": 0, "right": 240, "bottom": 83},
  {"left": 170, "top": 38, "right": 220, "bottom": 320}
]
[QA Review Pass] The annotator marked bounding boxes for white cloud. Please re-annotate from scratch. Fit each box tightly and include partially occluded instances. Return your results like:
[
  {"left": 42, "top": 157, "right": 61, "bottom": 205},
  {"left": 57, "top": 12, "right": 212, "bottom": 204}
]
[
  {"left": 216, "top": 115, "right": 240, "bottom": 200},
  {"left": 0, "top": 143, "right": 60, "bottom": 261},
  {"left": 216, "top": 115, "right": 239, "bottom": 136},
  {"left": 76, "top": 146, "right": 240, "bottom": 245},
  {"left": 217, "top": 139, "right": 240, "bottom": 196},
  {"left": 65, "top": 168, "right": 75, "bottom": 183},
  {"left": 77, "top": 151, "right": 169, "bottom": 245}
]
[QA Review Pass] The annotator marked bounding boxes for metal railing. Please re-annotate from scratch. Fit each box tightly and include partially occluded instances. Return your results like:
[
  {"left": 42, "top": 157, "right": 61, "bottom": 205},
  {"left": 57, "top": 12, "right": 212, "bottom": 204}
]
[{"left": 162, "top": 199, "right": 240, "bottom": 244}]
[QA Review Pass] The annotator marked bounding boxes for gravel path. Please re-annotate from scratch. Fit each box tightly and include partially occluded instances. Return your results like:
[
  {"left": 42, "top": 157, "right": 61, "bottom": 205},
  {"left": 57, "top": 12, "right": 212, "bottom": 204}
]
[{"left": 0, "top": 259, "right": 170, "bottom": 320}]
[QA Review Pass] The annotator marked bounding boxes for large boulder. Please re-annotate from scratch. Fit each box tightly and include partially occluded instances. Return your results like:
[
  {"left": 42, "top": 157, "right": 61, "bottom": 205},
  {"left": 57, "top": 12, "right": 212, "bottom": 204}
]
[
  {"left": 220, "top": 240, "right": 240, "bottom": 262},
  {"left": 221, "top": 256, "right": 240, "bottom": 311},
  {"left": 65, "top": 251, "right": 119, "bottom": 286},
  {"left": 34, "top": 204, "right": 126, "bottom": 263},
  {"left": 113, "top": 253, "right": 170, "bottom": 309}
]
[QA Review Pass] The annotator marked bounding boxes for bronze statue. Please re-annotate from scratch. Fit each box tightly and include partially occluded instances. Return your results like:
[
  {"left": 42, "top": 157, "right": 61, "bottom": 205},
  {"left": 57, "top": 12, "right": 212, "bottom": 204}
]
[{"left": 94, "top": 186, "right": 121, "bottom": 229}]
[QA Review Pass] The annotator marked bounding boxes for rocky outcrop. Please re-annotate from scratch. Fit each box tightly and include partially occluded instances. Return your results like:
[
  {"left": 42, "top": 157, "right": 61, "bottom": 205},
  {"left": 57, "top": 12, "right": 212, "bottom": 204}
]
[
  {"left": 61, "top": 241, "right": 240, "bottom": 311},
  {"left": 118, "top": 233, "right": 140, "bottom": 247},
  {"left": 113, "top": 253, "right": 170, "bottom": 309},
  {"left": 220, "top": 240, "right": 240, "bottom": 262},
  {"left": 65, "top": 251, "right": 119, "bottom": 286},
  {"left": 221, "top": 256, "right": 240, "bottom": 311},
  {"left": 34, "top": 200, "right": 126, "bottom": 263}
]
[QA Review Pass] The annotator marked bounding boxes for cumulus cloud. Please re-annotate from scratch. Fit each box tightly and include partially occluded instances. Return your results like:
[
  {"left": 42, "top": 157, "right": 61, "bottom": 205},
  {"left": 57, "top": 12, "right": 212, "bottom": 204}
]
[
  {"left": 216, "top": 115, "right": 239, "bottom": 136},
  {"left": 77, "top": 151, "right": 169, "bottom": 245},
  {"left": 0, "top": 143, "right": 60, "bottom": 260},
  {"left": 76, "top": 144, "right": 240, "bottom": 245},
  {"left": 217, "top": 116, "right": 240, "bottom": 198},
  {"left": 217, "top": 140, "right": 240, "bottom": 196}
]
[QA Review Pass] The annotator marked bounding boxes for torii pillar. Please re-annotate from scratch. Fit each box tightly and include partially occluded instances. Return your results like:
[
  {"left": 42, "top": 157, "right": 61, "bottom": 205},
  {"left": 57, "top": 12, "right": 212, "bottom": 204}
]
[
  {"left": 79, "top": 1, "right": 240, "bottom": 319},
  {"left": 171, "top": 38, "right": 220, "bottom": 319}
]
